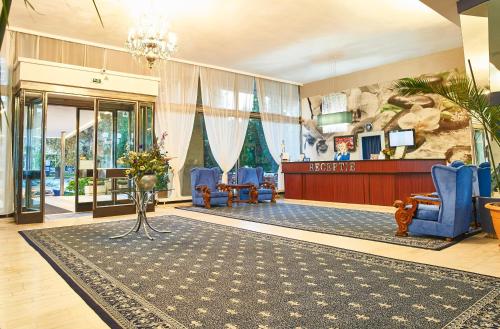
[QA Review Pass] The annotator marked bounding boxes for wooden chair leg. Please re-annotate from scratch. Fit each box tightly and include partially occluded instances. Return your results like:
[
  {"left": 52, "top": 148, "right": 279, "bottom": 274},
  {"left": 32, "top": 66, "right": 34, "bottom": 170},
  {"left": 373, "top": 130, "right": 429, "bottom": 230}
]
[
  {"left": 202, "top": 191, "right": 211, "bottom": 209},
  {"left": 250, "top": 186, "right": 258, "bottom": 204},
  {"left": 227, "top": 190, "right": 233, "bottom": 208},
  {"left": 271, "top": 188, "right": 277, "bottom": 203}
]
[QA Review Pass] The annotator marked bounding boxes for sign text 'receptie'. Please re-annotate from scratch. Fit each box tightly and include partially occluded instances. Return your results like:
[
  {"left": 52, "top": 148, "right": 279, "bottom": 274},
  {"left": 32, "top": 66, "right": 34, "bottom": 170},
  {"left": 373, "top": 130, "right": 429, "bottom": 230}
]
[{"left": 309, "top": 162, "right": 356, "bottom": 172}]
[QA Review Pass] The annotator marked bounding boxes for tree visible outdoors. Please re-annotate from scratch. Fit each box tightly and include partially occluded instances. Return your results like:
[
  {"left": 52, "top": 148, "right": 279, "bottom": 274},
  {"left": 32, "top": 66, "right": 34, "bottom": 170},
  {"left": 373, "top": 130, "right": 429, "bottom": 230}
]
[{"left": 202, "top": 90, "right": 278, "bottom": 175}]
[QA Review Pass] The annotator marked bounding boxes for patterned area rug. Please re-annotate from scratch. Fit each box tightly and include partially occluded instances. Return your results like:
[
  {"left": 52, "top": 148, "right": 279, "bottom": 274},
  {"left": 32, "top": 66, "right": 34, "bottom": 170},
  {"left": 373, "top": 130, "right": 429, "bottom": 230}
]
[
  {"left": 178, "top": 203, "right": 479, "bottom": 250},
  {"left": 21, "top": 216, "right": 499, "bottom": 329}
]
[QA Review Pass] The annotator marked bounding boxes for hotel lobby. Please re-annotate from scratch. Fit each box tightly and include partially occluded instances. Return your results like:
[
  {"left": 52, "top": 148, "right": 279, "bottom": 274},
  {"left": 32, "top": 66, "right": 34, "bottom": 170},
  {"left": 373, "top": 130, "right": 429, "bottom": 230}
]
[{"left": 0, "top": 0, "right": 499, "bottom": 328}]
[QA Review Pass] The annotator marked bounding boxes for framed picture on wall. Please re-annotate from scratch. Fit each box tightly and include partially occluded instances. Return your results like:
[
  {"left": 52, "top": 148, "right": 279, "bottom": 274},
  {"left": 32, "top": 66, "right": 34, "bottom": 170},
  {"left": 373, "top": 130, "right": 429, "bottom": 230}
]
[{"left": 333, "top": 135, "right": 356, "bottom": 152}]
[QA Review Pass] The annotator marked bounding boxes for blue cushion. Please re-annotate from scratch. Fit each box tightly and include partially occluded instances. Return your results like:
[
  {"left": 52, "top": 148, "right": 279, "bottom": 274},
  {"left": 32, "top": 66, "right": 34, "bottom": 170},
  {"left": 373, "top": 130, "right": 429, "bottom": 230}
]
[
  {"left": 450, "top": 160, "right": 465, "bottom": 168},
  {"left": 258, "top": 188, "right": 273, "bottom": 195},
  {"left": 192, "top": 168, "right": 218, "bottom": 191},
  {"left": 210, "top": 191, "right": 229, "bottom": 198},
  {"left": 415, "top": 204, "right": 439, "bottom": 221},
  {"left": 240, "top": 168, "right": 259, "bottom": 186}
]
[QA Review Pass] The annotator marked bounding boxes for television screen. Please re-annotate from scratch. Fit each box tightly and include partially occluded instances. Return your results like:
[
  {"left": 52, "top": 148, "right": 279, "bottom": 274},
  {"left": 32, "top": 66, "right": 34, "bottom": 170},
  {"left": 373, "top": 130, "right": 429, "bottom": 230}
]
[{"left": 388, "top": 130, "right": 415, "bottom": 147}]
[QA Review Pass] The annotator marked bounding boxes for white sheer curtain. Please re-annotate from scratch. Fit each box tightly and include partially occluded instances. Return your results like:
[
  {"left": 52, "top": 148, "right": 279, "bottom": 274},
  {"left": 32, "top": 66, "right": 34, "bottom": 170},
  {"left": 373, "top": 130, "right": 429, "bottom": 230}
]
[
  {"left": 256, "top": 78, "right": 300, "bottom": 190},
  {"left": 0, "top": 32, "right": 14, "bottom": 215},
  {"left": 200, "top": 68, "right": 254, "bottom": 183},
  {"left": 155, "top": 60, "right": 199, "bottom": 198}
]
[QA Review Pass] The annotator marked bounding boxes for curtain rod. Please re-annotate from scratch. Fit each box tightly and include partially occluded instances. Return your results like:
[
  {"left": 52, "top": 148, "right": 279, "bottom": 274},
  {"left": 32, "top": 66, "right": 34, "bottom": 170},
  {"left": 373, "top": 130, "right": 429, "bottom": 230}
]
[{"left": 8, "top": 26, "right": 303, "bottom": 86}]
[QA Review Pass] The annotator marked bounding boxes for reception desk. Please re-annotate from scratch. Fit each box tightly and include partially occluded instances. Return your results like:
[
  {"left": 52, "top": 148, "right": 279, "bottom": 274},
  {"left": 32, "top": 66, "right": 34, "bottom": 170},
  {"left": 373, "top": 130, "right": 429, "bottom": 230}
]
[{"left": 282, "top": 159, "right": 445, "bottom": 206}]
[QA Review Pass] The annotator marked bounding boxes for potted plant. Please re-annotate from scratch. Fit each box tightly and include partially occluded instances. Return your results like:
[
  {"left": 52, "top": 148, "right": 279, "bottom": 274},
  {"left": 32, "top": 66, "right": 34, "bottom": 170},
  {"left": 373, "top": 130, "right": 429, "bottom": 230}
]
[
  {"left": 155, "top": 171, "right": 170, "bottom": 199},
  {"left": 382, "top": 147, "right": 395, "bottom": 160}
]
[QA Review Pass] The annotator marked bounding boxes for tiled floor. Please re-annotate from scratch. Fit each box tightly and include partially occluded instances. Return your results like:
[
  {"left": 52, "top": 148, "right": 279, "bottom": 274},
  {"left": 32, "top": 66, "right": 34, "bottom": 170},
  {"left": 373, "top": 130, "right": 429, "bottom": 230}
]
[{"left": 0, "top": 199, "right": 498, "bottom": 329}]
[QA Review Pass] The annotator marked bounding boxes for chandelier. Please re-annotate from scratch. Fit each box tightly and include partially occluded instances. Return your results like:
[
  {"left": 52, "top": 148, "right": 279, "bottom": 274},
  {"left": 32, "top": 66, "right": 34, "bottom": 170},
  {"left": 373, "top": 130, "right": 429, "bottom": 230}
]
[{"left": 126, "top": 13, "right": 178, "bottom": 69}]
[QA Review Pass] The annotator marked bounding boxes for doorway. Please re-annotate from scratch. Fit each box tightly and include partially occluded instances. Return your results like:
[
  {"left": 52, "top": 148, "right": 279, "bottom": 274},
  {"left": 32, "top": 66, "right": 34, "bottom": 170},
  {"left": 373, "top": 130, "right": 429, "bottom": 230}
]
[
  {"left": 359, "top": 132, "right": 385, "bottom": 160},
  {"left": 13, "top": 89, "right": 156, "bottom": 224},
  {"left": 43, "top": 95, "right": 95, "bottom": 218}
]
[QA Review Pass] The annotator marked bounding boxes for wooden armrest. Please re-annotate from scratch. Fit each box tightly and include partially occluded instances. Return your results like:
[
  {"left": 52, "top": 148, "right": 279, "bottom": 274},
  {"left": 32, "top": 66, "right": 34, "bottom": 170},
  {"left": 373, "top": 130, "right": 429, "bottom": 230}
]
[
  {"left": 411, "top": 192, "right": 436, "bottom": 197},
  {"left": 393, "top": 197, "right": 417, "bottom": 237},
  {"left": 195, "top": 185, "right": 210, "bottom": 193}
]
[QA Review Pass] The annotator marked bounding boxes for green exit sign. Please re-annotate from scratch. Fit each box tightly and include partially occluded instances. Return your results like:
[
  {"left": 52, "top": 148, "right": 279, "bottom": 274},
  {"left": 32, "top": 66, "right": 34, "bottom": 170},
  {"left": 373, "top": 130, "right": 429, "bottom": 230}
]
[{"left": 92, "top": 78, "right": 102, "bottom": 83}]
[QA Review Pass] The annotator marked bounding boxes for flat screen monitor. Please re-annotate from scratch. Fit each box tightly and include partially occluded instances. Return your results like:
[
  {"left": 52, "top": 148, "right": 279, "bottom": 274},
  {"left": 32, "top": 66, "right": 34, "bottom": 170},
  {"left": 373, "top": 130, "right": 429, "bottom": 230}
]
[{"left": 388, "top": 129, "right": 415, "bottom": 147}]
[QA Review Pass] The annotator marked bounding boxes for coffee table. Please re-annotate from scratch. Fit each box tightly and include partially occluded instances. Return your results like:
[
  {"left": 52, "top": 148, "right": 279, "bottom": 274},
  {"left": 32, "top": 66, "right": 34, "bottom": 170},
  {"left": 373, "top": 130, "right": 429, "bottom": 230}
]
[{"left": 226, "top": 184, "right": 258, "bottom": 204}]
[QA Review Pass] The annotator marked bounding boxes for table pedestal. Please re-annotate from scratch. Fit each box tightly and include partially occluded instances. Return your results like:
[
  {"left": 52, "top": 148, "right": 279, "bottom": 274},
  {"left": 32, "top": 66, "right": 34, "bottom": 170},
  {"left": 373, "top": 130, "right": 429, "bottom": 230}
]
[{"left": 110, "top": 190, "right": 171, "bottom": 240}]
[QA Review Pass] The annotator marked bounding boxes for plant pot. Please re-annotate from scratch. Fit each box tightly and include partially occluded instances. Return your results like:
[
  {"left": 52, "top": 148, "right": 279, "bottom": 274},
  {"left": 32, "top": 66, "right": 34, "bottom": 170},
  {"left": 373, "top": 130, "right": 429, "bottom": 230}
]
[
  {"left": 157, "top": 191, "right": 168, "bottom": 199},
  {"left": 485, "top": 202, "right": 500, "bottom": 244}
]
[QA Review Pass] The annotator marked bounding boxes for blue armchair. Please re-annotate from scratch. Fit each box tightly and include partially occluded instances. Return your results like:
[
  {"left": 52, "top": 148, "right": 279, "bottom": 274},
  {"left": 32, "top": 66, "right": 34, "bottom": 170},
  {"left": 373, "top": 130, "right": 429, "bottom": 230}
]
[
  {"left": 478, "top": 162, "right": 491, "bottom": 197},
  {"left": 237, "top": 167, "right": 277, "bottom": 203},
  {"left": 190, "top": 168, "right": 232, "bottom": 208},
  {"left": 394, "top": 165, "right": 473, "bottom": 240}
]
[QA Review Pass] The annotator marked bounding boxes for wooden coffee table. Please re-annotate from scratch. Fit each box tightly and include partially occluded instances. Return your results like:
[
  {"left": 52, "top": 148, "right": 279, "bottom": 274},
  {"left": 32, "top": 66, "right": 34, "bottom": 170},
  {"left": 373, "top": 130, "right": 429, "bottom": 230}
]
[{"left": 226, "top": 184, "right": 258, "bottom": 204}]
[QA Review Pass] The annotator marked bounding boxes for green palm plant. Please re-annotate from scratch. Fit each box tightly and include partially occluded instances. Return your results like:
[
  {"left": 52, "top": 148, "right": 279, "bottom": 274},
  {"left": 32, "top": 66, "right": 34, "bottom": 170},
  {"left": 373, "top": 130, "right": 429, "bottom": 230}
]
[{"left": 394, "top": 74, "right": 500, "bottom": 191}]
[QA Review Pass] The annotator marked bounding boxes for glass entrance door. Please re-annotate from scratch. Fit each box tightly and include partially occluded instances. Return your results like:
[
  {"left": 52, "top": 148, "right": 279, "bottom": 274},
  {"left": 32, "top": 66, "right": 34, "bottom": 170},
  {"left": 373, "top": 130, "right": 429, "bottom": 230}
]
[
  {"left": 14, "top": 91, "right": 45, "bottom": 223},
  {"left": 75, "top": 107, "right": 95, "bottom": 212},
  {"left": 93, "top": 99, "right": 137, "bottom": 217}
]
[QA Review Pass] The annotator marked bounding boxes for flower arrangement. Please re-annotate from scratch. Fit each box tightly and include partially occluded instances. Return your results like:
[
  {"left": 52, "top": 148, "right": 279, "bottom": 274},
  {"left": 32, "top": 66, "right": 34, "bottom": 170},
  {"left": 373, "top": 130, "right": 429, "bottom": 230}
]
[
  {"left": 119, "top": 132, "right": 171, "bottom": 181},
  {"left": 382, "top": 147, "right": 395, "bottom": 159}
]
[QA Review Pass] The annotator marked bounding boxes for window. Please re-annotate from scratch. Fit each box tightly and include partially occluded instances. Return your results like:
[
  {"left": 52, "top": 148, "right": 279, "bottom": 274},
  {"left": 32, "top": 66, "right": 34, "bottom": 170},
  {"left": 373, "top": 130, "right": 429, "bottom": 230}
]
[
  {"left": 473, "top": 128, "right": 488, "bottom": 164},
  {"left": 179, "top": 87, "right": 278, "bottom": 197},
  {"left": 320, "top": 93, "right": 350, "bottom": 133}
]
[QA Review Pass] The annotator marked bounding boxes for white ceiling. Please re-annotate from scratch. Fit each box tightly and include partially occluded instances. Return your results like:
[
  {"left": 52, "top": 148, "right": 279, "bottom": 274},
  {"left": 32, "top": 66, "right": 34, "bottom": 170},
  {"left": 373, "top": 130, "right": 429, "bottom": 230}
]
[{"left": 9, "top": 0, "right": 463, "bottom": 83}]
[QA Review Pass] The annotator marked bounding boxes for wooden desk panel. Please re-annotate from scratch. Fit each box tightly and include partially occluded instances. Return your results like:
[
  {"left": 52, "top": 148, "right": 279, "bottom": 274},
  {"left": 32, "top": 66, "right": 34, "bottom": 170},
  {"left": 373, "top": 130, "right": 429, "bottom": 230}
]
[{"left": 282, "top": 159, "right": 444, "bottom": 206}]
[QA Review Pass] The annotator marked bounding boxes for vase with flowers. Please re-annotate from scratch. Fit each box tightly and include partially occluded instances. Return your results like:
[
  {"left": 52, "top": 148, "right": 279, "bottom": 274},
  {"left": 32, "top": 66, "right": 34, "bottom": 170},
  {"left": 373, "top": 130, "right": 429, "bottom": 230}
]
[
  {"left": 111, "top": 132, "right": 172, "bottom": 240},
  {"left": 382, "top": 147, "right": 395, "bottom": 160},
  {"left": 119, "top": 132, "right": 171, "bottom": 190}
]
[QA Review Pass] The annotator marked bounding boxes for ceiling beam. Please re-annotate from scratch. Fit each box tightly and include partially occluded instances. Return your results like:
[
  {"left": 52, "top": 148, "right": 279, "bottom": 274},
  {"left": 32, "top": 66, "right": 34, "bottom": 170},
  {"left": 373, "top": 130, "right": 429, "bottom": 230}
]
[{"left": 420, "top": 0, "right": 461, "bottom": 26}]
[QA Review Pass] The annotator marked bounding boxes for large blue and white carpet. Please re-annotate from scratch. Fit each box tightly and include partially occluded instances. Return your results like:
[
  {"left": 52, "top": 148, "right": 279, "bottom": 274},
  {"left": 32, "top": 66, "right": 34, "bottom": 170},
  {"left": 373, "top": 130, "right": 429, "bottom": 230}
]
[
  {"left": 21, "top": 216, "right": 498, "bottom": 329},
  {"left": 178, "top": 203, "right": 479, "bottom": 250}
]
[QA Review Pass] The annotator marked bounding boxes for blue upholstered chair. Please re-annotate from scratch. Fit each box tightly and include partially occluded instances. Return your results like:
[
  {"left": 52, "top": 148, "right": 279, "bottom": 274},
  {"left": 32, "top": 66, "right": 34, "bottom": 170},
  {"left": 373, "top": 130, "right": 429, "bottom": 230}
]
[
  {"left": 190, "top": 167, "right": 232, "bottom": 208},
  {"left": 237, "top": 167, "right": 277, "bottom": 203},
  {"left": 478, "top": 162, "right": 491, "bottom": 197},
  {"left": 394, "top": 165, "right": 473, "bottom": 240}
]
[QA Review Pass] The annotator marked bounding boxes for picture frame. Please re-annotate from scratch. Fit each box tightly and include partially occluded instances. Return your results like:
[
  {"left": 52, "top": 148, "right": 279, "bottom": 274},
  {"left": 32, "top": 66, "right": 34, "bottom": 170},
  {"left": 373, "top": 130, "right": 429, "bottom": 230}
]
[{"left": 333, "top": 135, "right": 356, "bottom": 152}]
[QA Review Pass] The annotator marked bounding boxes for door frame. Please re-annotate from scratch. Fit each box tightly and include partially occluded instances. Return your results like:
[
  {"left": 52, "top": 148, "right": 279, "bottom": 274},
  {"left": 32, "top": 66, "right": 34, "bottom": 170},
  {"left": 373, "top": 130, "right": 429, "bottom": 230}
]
[{"left": 14, "top": 89, "right": 47, "bottom": 224}]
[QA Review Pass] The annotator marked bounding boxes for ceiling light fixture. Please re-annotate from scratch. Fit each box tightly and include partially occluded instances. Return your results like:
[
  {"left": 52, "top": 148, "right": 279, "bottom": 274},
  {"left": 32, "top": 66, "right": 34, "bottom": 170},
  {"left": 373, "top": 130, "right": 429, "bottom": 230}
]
[{"left": 126, "top": 11, "right": 178, "bottom": 68}]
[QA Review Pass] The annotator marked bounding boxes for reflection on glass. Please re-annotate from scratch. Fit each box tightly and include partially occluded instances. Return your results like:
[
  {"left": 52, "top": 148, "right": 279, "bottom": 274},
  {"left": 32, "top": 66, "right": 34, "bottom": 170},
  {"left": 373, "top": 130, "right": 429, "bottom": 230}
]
[
  {"left": 97, "top": 111, "right": 113, "bottom": 169},
  {"left": 95, "top": 100, "right": 136, "bottom": 207},
  {"left": 139, "top": 103, "right": 154, "bottom": 151},
  {"left": 77, "top": 109, "right": 94, "bottom": 205},
  {"left": 22, "top": 92, "right": 43, "bottom": 212},
  {"left": 116, "top": 110, "right": 135, "bottom": 166}
]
